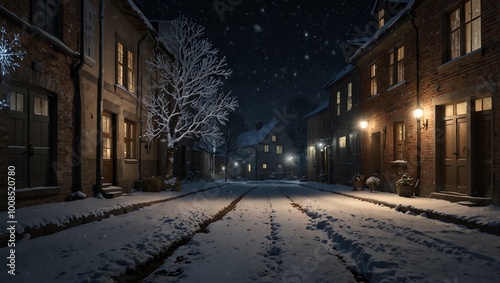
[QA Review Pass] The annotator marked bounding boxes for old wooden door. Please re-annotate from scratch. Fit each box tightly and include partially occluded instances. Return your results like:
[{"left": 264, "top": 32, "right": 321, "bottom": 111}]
[
  {"left": 443, "top": 103, "right": 468, "bottom": 193},
  {"left": 8, "top": 85, "right": 53, "bottom": 188}
]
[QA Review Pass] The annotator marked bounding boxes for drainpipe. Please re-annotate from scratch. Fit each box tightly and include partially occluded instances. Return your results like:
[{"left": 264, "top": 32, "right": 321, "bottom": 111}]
[
  {"left": 70, "top": 0, "right": 86, "bottom": 192},
  {"left": 409, "top": 11, "right": 421, "bottom": 195},
  {"left": 137, "top": 32, "right": 148, "bottom": 181},
  {"left": 95, "top": 0, "right": 104, "bottom": 195}
]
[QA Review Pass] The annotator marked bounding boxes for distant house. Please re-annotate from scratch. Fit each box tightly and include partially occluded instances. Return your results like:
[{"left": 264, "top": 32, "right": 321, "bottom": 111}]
[
  {"left": 324, "top": 64, "right": 362, "bottom": 185},
  {"left": 304, "top": 101, "right": 331, "bottom": 182},
  {"left": 237, "top": 120, "right": 297, "bottom": 180}
]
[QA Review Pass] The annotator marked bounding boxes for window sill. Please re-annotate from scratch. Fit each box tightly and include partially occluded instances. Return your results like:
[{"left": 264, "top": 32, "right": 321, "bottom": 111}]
[
  {"left": 387, "top": 80, "right": 407, "bottom": 91},
  {"left": 115, "top": 84, "right": 136, "bottom": 98},
  {"left": 125, "top": 159, "right": 138, "bottom": 164},
  {"left": 367, "top": 93, "right": 380, "bottom": 100},
  {"left": 437, "top": 48, "right": 483, "bottom": 75},
  {"left": 390, "top": 160, "right": 408, "bottom": 166}
]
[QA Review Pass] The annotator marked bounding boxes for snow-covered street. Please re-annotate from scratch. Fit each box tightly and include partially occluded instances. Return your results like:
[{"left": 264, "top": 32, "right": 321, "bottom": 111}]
[{"left": 1, "top": 181, "right": 499, "bottom": 282}]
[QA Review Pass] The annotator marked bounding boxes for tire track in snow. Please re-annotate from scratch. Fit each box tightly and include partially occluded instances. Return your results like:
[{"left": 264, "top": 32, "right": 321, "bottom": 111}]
[
  {"left": 281, "top": 184, "right": 500, "bottom": 283},
  {"left": 118, "top": 185, "right": 258, "bottom": 282}
]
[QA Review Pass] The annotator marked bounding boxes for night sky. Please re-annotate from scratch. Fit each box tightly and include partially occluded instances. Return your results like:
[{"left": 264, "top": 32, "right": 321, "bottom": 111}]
[{"left": 139, "top": 0, "right": 376, "bottom": 126}]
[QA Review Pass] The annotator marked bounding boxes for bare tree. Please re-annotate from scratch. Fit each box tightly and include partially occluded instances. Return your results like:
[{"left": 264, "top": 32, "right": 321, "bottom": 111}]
[
  {"left": 220, "top": 111, "right": 248, "bottom": 181},
  {"left": 145, "top": 16, "right": 238, "bottom": 178}
]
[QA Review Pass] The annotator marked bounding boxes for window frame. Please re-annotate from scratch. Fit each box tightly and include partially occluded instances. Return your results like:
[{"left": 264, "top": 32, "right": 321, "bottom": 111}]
[
  {"left": 124, "top": 120, "right": 136, "bottom": 159},
  {"left": 347, "top": 83, "right": 353, "bottom": 111},
  {"left": 389, "top": 46, "right": 405, "bottom": 86},
  {"left": 378, "top": 8, "right": 385, "bottom": 28},
  {"left": 336, "top": 91, "right": 341, "bottom": 116},
  {"left": 31, "top": 0, "right": 62, "bottom": 38},
  {"left": 370, "top": 64, "right": 377, "bottom": 96},
  {"left": 264, "top": 144, "right": 270, "bottom": 153},
  {"left": 393, "top": 121, "right": 406, "bottom": 160},
  {"left": 116, "top": 41, "right": 135, "bottom": 93},
  {"left": 447, "top": 0, "right": 481, "bottom": 60},
  {"left": 276, "top": 145, "right": 283, "bottom": 154}
]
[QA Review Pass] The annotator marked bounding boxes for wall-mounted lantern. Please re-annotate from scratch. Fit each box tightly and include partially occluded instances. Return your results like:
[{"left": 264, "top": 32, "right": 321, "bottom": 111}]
[
  {"left": 359, "top": 120, "right": 368, "bottom": 130},
  {"left": 413, "top": 106, "right": 428, "bottom": 130}
]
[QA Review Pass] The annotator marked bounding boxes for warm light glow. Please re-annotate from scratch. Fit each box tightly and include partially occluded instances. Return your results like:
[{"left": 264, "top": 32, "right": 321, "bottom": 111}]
[
  {"left": 234, "top": 162, "right": 238, "bottom": 167},
  {"left": 359, "top": 120, "right": 368, "bottom": 129},
  {"left": 413, "top": 107, "right": 423, "bottom": 120}
]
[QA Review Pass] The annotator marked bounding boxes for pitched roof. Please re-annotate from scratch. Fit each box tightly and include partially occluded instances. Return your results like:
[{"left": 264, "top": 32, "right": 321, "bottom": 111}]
[
  {"left": 324, "top": 64, "right": 355, "bottom": 88},
  {"left": 238, "top": 120, "right": 280, "bottom": 147},
  {"left": 304, "top": 101, "right": 329, "bottom": 119}
]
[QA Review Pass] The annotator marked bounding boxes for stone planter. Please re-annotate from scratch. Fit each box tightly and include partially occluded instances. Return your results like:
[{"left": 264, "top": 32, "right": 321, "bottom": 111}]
[
  {"left": 397, "top": 185, "right": 413, "bottom": 197},
  {"left": 352, "top": 180, "right": 364, "bottom": 191}
]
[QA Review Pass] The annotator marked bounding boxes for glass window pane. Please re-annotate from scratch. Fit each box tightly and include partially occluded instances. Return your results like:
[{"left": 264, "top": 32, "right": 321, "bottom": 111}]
[
  {"left": 475, "top": 99, "right": 483, "bottom": 112},
  {"left": 472, "top": 19, "right": 481, "bottom": 51},
  {"left": 41, "top": 99, "right": 49, "bottom": 116},
  {"left": 445, "top": 105, "right": 454, "bottom": 116},
  {"left": 34, "top": 97, "right": 42, "bottom": 115},
  {"left": 472, "top": 0, "right": 481, "bottom": 18},
  {"left": 483, "top": 97, "right": 492, "bottom": 110},
  {"left": 456, "top": 102, "right": 467, "bottom": 115},
  {"left": 465, "top": 0, "right": 471, "bottom": 22}
]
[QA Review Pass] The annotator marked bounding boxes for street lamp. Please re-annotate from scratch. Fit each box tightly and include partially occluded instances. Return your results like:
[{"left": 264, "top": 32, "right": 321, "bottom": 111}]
[
  {"left": 234, "top": 161, "right": 238, "bottom": 180},
  {"left": 414, "top": 106, "right": 422, "bottom": 189}
]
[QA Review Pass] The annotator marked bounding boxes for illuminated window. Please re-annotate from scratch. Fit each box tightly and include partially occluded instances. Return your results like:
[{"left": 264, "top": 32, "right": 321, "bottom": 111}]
[
  {"left": 264, "top": 144, "right": 270, "bottom": 152},
  {"left": 262, "top": 163, "right": 267, "bottom": 169},
  {"left": 475, "top": 97, "right": 492, "bottom": 112},
  {"left": 124, "top": 120, "right": 136, "bottom": 159},
  {"left": 336, "top": 91, "right": 341, "bottom": 115},
  {"left": 117, "top": 42, "right": 135, "bottom": 92},
  {"left": 248, "top": 164, "right": 251, "bottom": 172},
  {"left": 347, "top": 83, "right": 352, "bottom": 111},
  {"left": 389, "top": 46, "right": 405, "bottom": 86},
  {"left": 34, "top": 97, "right": 49, "bottom": 116},
  {"left": 370, "top": 64, "right": 377, "bottom": 96},
  {"left": 449, "top": 0, "right": 481, "bottom": 60},
  {"left": 339, "top": 136, "right": 346, "bottom": 148},
  {"left": 394, "top": 122, "right": 406, "bottom": 160},
  {"left": 271, "top": 135, "right": 277, "bottom": 142},
  {"left": 378, "top": 8, "right": 385, "bottom": 28},
  {"left": 276, "top": 145, "right": 283, "bottom": 154}
]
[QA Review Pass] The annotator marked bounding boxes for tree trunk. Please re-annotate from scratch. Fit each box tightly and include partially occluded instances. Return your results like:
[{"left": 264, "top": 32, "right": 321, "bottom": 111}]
[{"left": 166, "top": 147, "right": 175, "bottom": 179}]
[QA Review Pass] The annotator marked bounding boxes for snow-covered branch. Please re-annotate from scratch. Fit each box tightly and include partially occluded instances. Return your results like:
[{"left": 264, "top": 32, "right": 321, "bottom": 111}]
[{"left": 145, "top": 16, "right": 238, "bottom": 155}]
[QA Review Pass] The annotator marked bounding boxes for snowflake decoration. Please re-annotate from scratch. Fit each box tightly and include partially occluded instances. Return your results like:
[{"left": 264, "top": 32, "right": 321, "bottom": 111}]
[{"left": 0, "top": 27, "right": 26, "bottom": 76}]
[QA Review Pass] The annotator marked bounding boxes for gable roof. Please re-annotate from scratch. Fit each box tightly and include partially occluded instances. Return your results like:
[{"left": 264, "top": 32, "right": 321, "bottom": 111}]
[
  {"left": 351, "top": 0, "right": 416, "bottom": 62},
  {"left": 324, "top": 64, "right": 355, "bottom": 88},
  {"left": 304, "top": 101, "right": 329, "bottom": 119},
  {"left": 238, "top": 120, "right": 280, "bottom": 148}
]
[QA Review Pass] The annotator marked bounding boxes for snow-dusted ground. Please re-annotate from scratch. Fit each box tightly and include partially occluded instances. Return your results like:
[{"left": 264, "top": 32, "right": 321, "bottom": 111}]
[
  {"left": 144, "top": 183, "right": 356, "bottom": 283},
  {"left": 1, "top": 181, "right": 499, "bottom": 282}
]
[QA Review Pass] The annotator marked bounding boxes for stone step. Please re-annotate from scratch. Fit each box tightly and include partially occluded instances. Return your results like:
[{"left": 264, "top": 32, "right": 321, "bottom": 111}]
[
  {"left": 429, "top": 191, "right": 491, "bottom": 206},
  {"left": 102, "top": 186, "right": 123, "bottom": 199}
]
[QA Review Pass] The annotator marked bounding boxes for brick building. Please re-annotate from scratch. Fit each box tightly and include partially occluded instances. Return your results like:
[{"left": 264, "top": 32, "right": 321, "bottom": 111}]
[
  {"left": 343, "top": 0, "right": 499, "bottom": 204},
  {"left": 1, "top": 1, "right": 80, "bottom": 208},
  {"left": 0, "top": 0, "right": 180, "bottom": 208}
]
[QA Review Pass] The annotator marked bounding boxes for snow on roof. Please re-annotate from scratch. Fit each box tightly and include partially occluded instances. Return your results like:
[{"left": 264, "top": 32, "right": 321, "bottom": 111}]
[
  {"left": 238, "top": 120, "right": 280, "bottom": 147},
  {"left": 347, "top": 37, "right": 371, "bottom": 47},
  {"left": 304, "top": 101, "right": 329, "bottom": 119},
  {"left": 126, "top": 0, "right": 157, "bottom": 33},
  {"left": 352, "top": 0, "right": 416, "bottom": 62},
  {"left": 324, "top": 64, "right": 355, "bottom": 88}
]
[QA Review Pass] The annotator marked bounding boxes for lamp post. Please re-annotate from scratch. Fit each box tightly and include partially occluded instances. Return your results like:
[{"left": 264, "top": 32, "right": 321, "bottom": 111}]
[{"left": 233, "top": 161, "right": 238, "bottom": 181}]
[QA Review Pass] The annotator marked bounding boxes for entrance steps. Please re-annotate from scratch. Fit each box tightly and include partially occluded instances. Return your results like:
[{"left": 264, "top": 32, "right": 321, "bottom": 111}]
[
  {"left": 102, "top": 185, "right": 123, "bottom": 199},
  {"left": 429, "top": 191, "right": 491, "bottom": 206}
]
